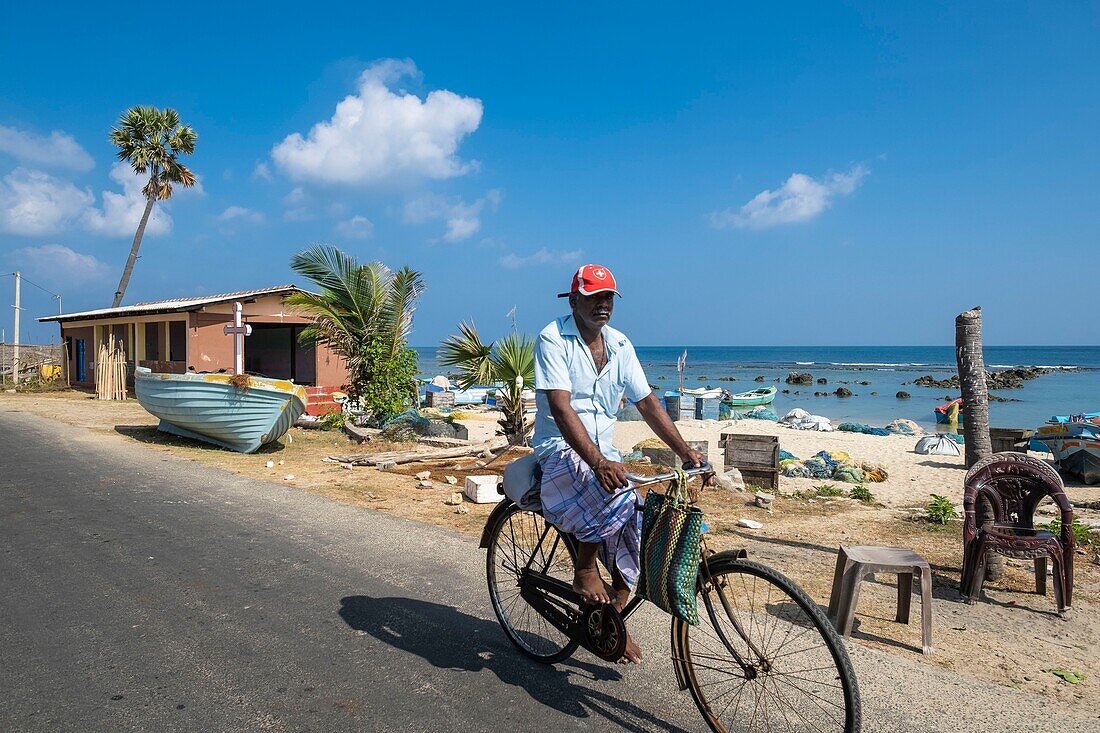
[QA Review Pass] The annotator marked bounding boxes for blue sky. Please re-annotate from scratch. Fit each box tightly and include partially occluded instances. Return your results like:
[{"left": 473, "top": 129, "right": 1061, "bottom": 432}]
[{"left": 1, "top": 1, "right": 1097, "bottom": 347}]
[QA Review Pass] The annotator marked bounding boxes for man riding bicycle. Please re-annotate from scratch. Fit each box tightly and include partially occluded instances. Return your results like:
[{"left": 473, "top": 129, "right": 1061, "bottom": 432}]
[{"left": 533, "top": 264, "right": 709, "bottom": 664}]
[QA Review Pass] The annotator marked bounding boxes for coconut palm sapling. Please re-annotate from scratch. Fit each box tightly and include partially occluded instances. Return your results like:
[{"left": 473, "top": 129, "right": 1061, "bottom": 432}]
[{"left": 287, "top": 245, "right": 424, "bottom": 422}]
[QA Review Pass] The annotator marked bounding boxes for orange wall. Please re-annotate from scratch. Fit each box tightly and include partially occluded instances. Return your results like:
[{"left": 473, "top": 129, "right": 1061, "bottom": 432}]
[{"left": 315, "top": 343, "right": 348, "bottom": 388}]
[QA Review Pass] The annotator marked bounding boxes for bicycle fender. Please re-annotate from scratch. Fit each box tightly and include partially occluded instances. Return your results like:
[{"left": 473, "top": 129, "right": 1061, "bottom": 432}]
[{"left": 478, "top": 498, "right": 516, "bottom": 548}]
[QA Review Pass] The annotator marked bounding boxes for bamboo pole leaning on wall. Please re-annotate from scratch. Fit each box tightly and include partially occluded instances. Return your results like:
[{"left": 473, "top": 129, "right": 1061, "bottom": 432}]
[{"left": 96, "top": 337, "right": 127, "bottom": 400}]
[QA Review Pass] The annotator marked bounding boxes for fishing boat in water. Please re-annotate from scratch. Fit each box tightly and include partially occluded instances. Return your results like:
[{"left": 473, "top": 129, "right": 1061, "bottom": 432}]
[
  {"left": 724, "top": 386, "right": 778, "bottom": 408},
  {"left": 134, "top": 367, "right": 307, "bottom": 453},
  {"left": 1034, "top": 412, "right": 1100, "bottom": 485},
  {"left": 935, "top": 398, "right": 964, "bottom": 425}
]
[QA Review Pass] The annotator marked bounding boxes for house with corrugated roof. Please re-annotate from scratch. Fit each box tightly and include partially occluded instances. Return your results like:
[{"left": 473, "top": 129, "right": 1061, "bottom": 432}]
[{"left": 39, "top": 285, "right": 348, "bottom": 390}]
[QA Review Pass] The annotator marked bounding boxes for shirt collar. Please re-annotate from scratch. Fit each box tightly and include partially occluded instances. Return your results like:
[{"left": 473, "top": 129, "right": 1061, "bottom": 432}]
[{"left": 559, "top": 314, "right": 622, "bottom": 356}]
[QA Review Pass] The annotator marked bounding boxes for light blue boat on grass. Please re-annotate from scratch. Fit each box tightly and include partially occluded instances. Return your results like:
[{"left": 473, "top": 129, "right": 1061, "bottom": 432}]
[{"left": 134, "top": 366, "right": 307, "bottom": 453}]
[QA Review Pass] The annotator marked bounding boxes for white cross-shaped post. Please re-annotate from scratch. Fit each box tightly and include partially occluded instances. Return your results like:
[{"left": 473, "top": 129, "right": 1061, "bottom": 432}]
[{"left": 223, "top": 301, "right": 252, "bottom": 375}]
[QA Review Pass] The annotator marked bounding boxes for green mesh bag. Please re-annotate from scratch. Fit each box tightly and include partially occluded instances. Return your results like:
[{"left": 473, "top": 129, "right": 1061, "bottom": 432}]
[{"left": 636, "top": 469, "right": 704, "bottom": 625}]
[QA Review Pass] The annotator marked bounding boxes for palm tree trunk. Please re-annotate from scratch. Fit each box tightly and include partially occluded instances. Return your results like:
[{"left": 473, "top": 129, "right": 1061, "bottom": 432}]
[
  {"left": 112, "top": 194, "right": 156, "bottom": 307},
  {"left": 956, "top": 306, "right": 999, "bottom": 579}
]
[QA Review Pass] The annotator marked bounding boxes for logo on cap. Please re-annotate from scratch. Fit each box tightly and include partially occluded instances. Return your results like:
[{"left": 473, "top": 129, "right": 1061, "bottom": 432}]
[{"left": 558, "top": 264, "right": 620, "bottom": 298}]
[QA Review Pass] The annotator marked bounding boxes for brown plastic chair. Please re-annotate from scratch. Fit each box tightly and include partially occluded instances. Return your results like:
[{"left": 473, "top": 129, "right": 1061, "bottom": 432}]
[
  {"left": 960, "top": 453, "right": 1075, "bottom": 616},
  {"left": 827, "top": 545, "right": 933, "bottom": 655}
]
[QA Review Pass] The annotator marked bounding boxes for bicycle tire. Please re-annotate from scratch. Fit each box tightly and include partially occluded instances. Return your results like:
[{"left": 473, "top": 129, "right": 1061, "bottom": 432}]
[
  {"left": 673, "top": 556, "right": 861, "bottom": 733},
  {"left": 485, "top": 503, "right": 580, "bottom": 664}
]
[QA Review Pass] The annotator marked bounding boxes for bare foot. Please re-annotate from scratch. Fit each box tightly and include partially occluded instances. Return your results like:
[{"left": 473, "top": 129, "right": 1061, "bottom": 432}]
[
  {"left": 573, "top": 567, "right": 612, "bottom": 605},
  {"left": 618, "top": 633, "right": 643, "bottom": 664}
]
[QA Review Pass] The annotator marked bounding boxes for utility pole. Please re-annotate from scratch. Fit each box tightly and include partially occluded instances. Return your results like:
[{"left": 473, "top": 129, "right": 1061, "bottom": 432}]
[{"left": 13, "top": 271, "right": 21, "bottom": 386}]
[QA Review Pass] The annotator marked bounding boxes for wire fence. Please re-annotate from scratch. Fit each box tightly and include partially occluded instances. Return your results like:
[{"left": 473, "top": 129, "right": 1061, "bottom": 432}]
[{"left": 0, "top": 342, "right": 66, "bottom": 385}]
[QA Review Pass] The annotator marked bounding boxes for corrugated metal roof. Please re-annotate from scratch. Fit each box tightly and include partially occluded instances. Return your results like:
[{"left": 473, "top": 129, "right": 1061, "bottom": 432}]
[{"left": 39, "top": 285, "right": 306, "bottom": 323}]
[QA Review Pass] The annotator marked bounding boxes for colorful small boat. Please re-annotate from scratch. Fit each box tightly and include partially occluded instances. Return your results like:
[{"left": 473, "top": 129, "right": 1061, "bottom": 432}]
[
  {"left": 724, "top": 386, "right": 778, "bottom": 408},
  {"left": 1034, "top": 413, "right": 1100, "bottom": 485},
  {"left": 422, "top": 380, "right": 500, "bottom": 405},
  {"left": 134, "top": 367, "right": 307, "bottom": 453},
  {"left": 934, "top": 398, "right": 964, "bottom": 425}
]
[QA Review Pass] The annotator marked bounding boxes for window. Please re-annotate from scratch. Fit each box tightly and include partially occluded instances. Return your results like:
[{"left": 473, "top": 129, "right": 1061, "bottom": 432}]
[
  {"left": 145, "top": 323, "right": 160, "bottom": 361},
  {"left": 169, "top": 321, "right": 186, "bottom": 362}
]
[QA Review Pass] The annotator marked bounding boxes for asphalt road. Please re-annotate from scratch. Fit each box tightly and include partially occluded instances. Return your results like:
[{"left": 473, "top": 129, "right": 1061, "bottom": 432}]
[{"left": 1, "top": 409, "right": 1096, "bottom": 732}]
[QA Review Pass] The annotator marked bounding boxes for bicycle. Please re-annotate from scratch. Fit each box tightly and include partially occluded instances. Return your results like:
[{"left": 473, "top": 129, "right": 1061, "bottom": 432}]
[{"left": 480, "top": 462, "right": 861, "bottom": 733}]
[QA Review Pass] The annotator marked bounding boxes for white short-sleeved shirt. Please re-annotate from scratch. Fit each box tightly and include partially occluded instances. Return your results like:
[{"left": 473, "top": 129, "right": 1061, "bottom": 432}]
[{"left": 532, "top": 314, "right": 652, "bottom": 462}]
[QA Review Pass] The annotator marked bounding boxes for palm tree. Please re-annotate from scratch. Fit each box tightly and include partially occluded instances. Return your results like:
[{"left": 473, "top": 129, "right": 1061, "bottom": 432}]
[
  {"left": 286, "top": 245, "right": 424, "bottom": 419},
  {"left": 109, "top": 106, "right": 198, "bottom": 307},
  {"left": 439, "top": 322, "right": 534, "bottom": 442},
  {"left": 956, "top": 306, "right": 998, "bottom": 578}
]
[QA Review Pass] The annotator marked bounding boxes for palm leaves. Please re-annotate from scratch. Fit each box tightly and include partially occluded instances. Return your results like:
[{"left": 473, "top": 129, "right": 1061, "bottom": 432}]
[
  {"left": 110, "top": 105, "right": 198, "bottom": 307},
  {"left": 287, "top": 245, "right": 424, "bottom": 419},
  {"left": 439, "top": 322, "right": 534, "bottom": 440},
  {"left": 110, "top": 106, "right": 197, "bottom": 200}
]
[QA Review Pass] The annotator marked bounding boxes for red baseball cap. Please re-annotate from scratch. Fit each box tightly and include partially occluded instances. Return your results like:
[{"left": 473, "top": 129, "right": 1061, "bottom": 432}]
[{"left": 557, "top": 264, "right": 621, "bottom": 298}]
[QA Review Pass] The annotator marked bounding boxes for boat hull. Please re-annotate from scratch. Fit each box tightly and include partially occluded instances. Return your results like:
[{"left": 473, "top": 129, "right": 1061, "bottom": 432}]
[
  {"left": 1035, "top": 422, "right": 1100, "bottom": 485},
  {"left": 725, "top": 387, "right": 777, "bottom": 408},
  {"left": 135, "top": 367, "right": 307, "bottom": 453}
]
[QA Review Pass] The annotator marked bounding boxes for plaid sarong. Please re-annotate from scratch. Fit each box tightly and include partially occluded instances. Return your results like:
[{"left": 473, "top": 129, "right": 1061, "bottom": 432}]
[{"left": 539, "top": 448, "right": 642, "bottom": 589}]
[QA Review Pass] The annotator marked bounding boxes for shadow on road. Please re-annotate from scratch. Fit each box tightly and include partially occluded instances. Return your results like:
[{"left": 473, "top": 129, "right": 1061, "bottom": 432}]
[{"left": 339, "top": 595, "right": 694, "bottom": 733}]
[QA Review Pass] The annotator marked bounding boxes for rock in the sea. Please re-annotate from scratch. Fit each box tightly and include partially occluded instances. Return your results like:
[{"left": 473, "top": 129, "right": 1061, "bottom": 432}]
[
  {"left": 786, "top": 371, "right": 814, "bottom": 385},
  {"left": 896, "top": 391, "right": 911, "bottom": 399},
  {"left": 754, "top": 375, "right": 766, "bottom": 382},
  {"left": 835, "top": 387, "right": 853, "bottom": 397},
  {"left": 817, "top": 377, "right": 827, "bottom": 385}
]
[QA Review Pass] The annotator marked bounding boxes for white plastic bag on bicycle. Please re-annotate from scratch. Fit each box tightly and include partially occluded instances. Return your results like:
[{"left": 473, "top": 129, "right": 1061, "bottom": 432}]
[{"left": 502, "top": 453, "right": 542, "bottom": 510}]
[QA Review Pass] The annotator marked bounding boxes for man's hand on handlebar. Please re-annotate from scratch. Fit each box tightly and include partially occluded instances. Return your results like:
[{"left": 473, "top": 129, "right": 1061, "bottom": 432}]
[
  {"left": 681, "top": 448, "right": 716, "bottom": 487},
  {"left": 594, "top": 457, "right": 630, "bottom": 493}
]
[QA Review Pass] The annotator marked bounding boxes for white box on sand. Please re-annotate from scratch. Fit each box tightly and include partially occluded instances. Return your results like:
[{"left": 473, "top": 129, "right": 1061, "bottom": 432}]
[{"left": 465, "top": 475, "right": 502, "bottom": 504}]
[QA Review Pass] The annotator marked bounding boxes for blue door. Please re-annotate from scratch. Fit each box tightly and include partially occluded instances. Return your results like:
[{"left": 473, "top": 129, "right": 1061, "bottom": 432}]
[{"left": 75, "top": 339, "right": 86, "bottom": 382}]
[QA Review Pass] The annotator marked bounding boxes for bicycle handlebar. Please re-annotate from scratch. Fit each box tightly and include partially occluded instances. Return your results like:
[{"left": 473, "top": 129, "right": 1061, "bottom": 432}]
[{"left": 624, "top": 461, "right": 713, "bottom": 487}]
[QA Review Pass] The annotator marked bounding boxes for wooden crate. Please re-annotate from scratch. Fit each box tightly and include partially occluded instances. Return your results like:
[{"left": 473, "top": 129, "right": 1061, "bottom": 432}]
[
  {"left": 425, "top": 390, "right": 456, "bottom": 408},
  {"left": 990, "top": 427, "right": 1034, "bottom": 454},
  {"left": 719, "top": 433, "right": 779, "bottom": 489}
]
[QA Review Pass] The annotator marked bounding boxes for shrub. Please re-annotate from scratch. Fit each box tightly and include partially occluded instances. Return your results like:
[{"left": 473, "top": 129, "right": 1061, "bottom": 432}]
[
  {"left": 849, "top": 485, "right": 876, "bottom": 504},
  {"left": 1040, "top": 517, "right": 1095, "bottom": 546},
  {"left": 926, "top": 494, "right": 959, "bottom": 525},
  {"left": 813, "top": 483, "right": 846, "bottom": 498}
]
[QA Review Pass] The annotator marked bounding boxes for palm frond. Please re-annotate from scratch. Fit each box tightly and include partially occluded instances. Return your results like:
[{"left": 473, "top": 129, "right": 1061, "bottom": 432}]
[
  {"left": 382, "top": 266, "right": 425, "bottom": 358},
  {"left": 438, "top": 321, "right": 494, "bottom": 389}
]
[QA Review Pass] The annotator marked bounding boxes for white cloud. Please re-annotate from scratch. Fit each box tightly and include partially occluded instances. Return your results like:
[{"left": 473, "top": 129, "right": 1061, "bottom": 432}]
[
  {"left": 217, "top": 205, "right": 265, "bottom": 225},
  {"left": 404, "top": 189, "right": 501, "bottom": 242},
  {"left": 281, "top": 186, "right": 314, "bottom": 221},
  {"left": 0, "top": 125, "right": 95, "bottom": 171},
  {"left": 8, "top": 244, "right": 111, "bottom": 286},
  {"left": 499, "top": 247, "right": 584, "bottom": 269},
  {"left": 0, "top": 168, "right": 94, "bottom": 236},
  {"left": 84, "top": 162, "right": 172, "bottom": 237},
  {"left": 271, "top": 58, "right": 483, "bottom": 186},
  {"left": 252, "top": 162, "right": 273, "bottom": 181},
  {"left": 711, "top": 165, "right": 869, "bottom": 230},
  {"left": 336, "top": 215, "right": 374, "bottom": 240}
]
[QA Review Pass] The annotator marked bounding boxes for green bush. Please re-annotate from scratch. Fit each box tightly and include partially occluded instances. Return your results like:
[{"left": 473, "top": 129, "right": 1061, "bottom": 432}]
[
  {"left": 813, "top": 483, "right": 846, "bottom": 498},
  {"left": 319, "top": 410, "right": 346, "bottom": 431},
  {"left": 926, "top": 494, "right": 959, "bottom": 525},
  {"left": 849, "top": 485, "right": 876, "bottom": 504},
  {"left": 1040, "top": 517, "right": 1095, "bottom": 546}
]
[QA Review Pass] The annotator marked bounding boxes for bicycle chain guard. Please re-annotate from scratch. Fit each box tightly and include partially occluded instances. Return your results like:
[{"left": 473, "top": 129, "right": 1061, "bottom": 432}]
[{"left": 580, "top": 605, "right": 627, "bottom": 662}]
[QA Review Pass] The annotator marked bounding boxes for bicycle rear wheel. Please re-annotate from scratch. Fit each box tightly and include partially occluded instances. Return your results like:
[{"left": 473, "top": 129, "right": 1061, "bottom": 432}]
[
  {"left": 486, "top": 502, "right": 580, "bottom": 663},
  {"left": 674, "top": 555, "right": 860, "bottom": 733}
]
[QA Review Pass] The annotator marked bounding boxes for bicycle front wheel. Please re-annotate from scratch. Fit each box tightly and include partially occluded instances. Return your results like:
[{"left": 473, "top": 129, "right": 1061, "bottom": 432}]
[{"left": 674, "top": 556, "right": 860, "bottom": 733}]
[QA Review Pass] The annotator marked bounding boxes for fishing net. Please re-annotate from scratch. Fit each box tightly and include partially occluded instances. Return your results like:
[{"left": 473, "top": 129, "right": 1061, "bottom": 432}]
[{"left": 833, "top": 466, "right": 865, "bottom": 484}]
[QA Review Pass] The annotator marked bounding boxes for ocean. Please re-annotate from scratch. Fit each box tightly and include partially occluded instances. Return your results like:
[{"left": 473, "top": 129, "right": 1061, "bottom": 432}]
[{"left": 413, "top": 345, "right": 1100, "bottom": 432}]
